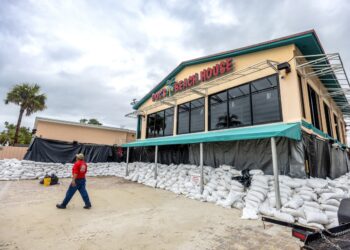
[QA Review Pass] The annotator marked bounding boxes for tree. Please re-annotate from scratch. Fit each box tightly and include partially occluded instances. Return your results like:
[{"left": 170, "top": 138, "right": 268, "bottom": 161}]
[
  {"left": 79, "top": 118, "right": 88, "bottom": 124},
  {"left": 5, "top": 83, "right": 47, "bottom": 144},
  {"left": 0, "top": 121, "right": 32, "bottom": 145},
  {"left": 79, "top": 118, "right": 102, "bottom": 126}
]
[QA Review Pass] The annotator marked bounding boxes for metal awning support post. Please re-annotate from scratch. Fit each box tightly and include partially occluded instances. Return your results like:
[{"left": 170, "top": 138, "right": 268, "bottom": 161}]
[
  {"left": 271, "top": 137, "right": 281, "bottom": 209},
  {"left": 200, "top": 142, "right": 204, "bottom": 194},
  {"left": 125, "top": 147, "right": 130, "bottom": 177},
  {"left": 154, "top": 145, "right": 158, "bottom": 180}
]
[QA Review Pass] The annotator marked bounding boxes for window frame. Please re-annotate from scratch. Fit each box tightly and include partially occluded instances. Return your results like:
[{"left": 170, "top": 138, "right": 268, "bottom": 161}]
[
  {"left": 333, "top": 113, "right": 340, "bottom": 141},
  {"left": 177, "top": 97, "right": 205, "bottom": 135},
  {"left": 307, "top": 84, "right": 322, "bottom": 130},
  {"left": 146, "top": 107, "right": 174, "bottom": 138},
  {"left": 209, "top": 74, "right": 282, "bottom": 131},
  {"left": 323, "top": 102, "right": 333, "bottom": 138}
]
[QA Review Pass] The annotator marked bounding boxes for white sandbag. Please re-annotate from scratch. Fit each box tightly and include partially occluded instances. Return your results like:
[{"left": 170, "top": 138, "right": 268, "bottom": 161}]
[
  {"left": 220, "top": 190, "right": 243, "bottom": 208},
  {"left": 280, "top": 176, "right": 302, "bottom": 188},
  {"left": 298, "top": 217, "right": 325, "bottom": 230},
  {"left": 307, "top": 178, "right": 328, "bottom": 189},
  {"left": 245, "top": 194, "right": 261, "bottom": 203},
  {"left": 249, "top": 169, "right": 264, "bottom": 176},
  {"left": 241, "top": 207, "right": 259, "bottom": 220},
  {"left": 304, "top": 209, "right": 329, "bottom": 225},
  {"left": 259, "top": 204, "right": 276, "bottom": 217},
  {"left": 325, "top": 211, "right": 338, "bottom": 220},
  {"left": 295, "top": 186, "right": 313, "bottom": 193},
  {"left": 273, "top": 211, "right": 295, "bottom": 223},
  {"left": 231, "top": 185, "right": 244, "bottom": 193},
  {"left": 246, "top": 190, "right": 265, "bottom": 202},
  {"left": 320, "top": 191, "right": 345, "bottom": 201},
  {"left": 284, "top": 197, "right": 304, "bottom": 209},
  {"left": 233, "top": 201, "right": 244, "bottom": 209},
  {"left": 231, "top": 180, "right": 244, "bottom": 188},
  {"left": 326, "top": 219, "right": 339, "bottom": 229},
  {"left": 281, "top": 207, "right": 305, "bottom": 219},
  {"left": 304, "top": 201, "right": 321, "bottom": 209},
  {"left": 320, "top": 204, "right": 338, "bottom": 212},
  {"left": 245, "top": 199, "right": 259, "bottom": 208},
  {"left": 315, "top": 188, "right": 333, "bottom": 195},
  {"left": 250, "top": 185, "right": 268, "bottom": 196},
  {"left": 322, "top": 199, "right": 340, "bottom": 207},
  {"left": 206, "top": 195, "right": 217, "bottom": 203}
]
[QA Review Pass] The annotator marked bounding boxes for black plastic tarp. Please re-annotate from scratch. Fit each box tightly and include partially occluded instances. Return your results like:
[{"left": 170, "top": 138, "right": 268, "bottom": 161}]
[
  {"left": 302, "top": 132, "right": 349, "bottom": 179},
  {"left": 130, "top": 145, "right": 190, "bottom": 165},
  {"left": 188, "top": 138, "right": 305, "bottom": 177},
  {"left": 130, "top": 137, "right": 306, "bottom": 178},
  {"left": 24, "top": 137, "right": 116, "bottom": 163},
  {"left": 128, "top": 133, "right": 348, "bottom": 179}
]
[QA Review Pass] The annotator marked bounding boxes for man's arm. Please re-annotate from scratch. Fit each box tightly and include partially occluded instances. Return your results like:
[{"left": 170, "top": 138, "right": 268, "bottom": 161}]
[{"left": 72, "top": 173, "right": 78, "bottom": 186}]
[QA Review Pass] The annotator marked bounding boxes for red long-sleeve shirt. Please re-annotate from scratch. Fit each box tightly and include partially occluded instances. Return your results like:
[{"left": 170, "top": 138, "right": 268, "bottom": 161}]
[{"left": 72, "top": 160, "right": 88, "bottom": 179}]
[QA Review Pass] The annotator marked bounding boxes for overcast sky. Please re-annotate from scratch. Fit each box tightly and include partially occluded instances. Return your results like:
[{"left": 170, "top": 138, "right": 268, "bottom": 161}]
[{"left": 1, "top": 0, "right": 350, "bottom": 132}]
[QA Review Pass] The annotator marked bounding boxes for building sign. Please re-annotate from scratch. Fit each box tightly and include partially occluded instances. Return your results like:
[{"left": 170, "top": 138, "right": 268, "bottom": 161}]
[{"left": 152, "top": 58, "right": 233, "bottom": 102}]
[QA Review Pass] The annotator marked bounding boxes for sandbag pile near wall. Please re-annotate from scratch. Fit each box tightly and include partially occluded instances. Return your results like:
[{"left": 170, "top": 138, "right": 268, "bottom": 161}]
[
  {"left": 1, "top": 159, "right": 350, "bottom": 229},
  {"left": 0, "top": 159, "right": 127, "bottom": 180}
]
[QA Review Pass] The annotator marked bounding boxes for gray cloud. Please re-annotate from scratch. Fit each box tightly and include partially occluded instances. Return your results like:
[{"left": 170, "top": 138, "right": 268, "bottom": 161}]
[{"left": 1, "top": 0, "right": 350, "bottom": 137}]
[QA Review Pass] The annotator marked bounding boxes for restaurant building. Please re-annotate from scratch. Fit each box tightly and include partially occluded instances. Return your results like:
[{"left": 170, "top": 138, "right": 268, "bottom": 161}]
[{"left": 124, "top": 30, "right": 349, "bottom": 182}]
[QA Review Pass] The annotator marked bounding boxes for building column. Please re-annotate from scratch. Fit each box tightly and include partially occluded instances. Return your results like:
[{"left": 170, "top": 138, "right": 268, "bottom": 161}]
[{"left": 271, "top": 137, "right": 281, "bottom": 209}]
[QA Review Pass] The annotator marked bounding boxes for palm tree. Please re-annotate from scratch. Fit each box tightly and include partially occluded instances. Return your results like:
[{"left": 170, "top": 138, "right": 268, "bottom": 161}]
[{"left": 5, "top": 83, "right": 47, "bottom": 144}]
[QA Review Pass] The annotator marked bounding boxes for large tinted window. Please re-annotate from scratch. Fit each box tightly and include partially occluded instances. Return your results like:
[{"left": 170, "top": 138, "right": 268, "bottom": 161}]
[
  {"left": 251, "top": 76, "right": 280, "bottom": 124},
  {"left": 210, "top": 92, "right": 228, "bottom": 130},
  {"left": 178, "top": 103, "right": 190, "bottom": 134},
  {"left": 164, "top": 108, "right": 174, "bottom": 136},
  {"left": 146, "top": 107, "right": 174, "bottom": 138},
  {"left": 190, "top": 98, "right": 205, "bottom": 132},
  {"left": 209, "top": 74, "right": 281, "bottom": 130},
  {"left": 177, "top": 98, "right": 205, "bottom": 134},
  {"left": 323, "top": 102, "right": 333, "bottom": 137},
  {"left": 308, "top": 85, "right": 321, "bottom": 130},
  {"left": 136, "top": 115, "right": 142, "bottom": 139},
  {"left": 228, "top": 84, "right": 251, "bottom": 127}
]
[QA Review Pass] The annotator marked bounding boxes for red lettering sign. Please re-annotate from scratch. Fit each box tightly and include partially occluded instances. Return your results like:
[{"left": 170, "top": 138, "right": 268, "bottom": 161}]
[{"left": 152, "top": 58, "right": 233, "bottom": 101}]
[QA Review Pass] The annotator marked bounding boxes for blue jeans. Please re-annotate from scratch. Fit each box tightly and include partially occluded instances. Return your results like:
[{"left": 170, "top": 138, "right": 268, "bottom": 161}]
[{"left": 61, "top": 178, "right": 91, "bottom": 207}]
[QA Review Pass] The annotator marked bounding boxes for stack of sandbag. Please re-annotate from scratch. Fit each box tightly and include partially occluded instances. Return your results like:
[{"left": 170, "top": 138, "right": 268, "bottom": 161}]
[{"left": 241, "top": 174, "right": 270, "bottom": 219}]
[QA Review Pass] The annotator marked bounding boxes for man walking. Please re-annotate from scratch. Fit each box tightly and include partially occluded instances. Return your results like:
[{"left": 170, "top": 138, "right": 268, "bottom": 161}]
[{"left": 56, "top": 153, "right": 92, "bottom": 209}]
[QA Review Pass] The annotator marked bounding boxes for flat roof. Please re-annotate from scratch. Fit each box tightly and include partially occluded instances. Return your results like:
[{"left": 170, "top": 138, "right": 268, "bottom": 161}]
[{"left": 34, "top": 117, "right": 135, "bottom": 134}]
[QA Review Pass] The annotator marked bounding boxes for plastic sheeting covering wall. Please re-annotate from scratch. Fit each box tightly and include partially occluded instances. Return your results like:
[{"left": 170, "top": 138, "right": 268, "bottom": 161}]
[
  {"left": 128, "top": 134, "right": 348, "bottom": 179},
  {"left": 24, "top": 138, "right": 116, "bottom": 163},
  {"left": 188, "top": 138, "right": 306, "bottom": 177},
  {"left": 303, "top": 132, "right": 349, "bottom": 179},
  {"left": 130, "top": 145, "right": 189, "bottom": 165},
  {"left": 130, "top": 138, "right": 306, "bottom": 178}
]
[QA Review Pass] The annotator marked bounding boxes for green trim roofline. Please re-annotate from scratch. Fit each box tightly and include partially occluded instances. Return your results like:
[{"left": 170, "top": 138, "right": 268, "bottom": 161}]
[
  {"left": 134, "top": 30, "right": 325, "bottom": 110},
  {"left": 301, "top": 120, "right": 347, "bottom": 148}
]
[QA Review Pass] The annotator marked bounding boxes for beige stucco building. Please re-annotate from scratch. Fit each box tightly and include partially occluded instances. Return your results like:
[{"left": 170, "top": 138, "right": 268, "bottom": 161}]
[
  {"left": 133, "top": 31, "right": 347, "bottom": 143},
  {"left": 34, "top": 117, "right": 135, "bottom": 146},
  {"left": 124, "top": 30, "right": 349, "bottom": 179}
]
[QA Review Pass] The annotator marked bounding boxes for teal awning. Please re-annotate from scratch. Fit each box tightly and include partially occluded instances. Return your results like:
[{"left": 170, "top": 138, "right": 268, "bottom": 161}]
[{"left": 122, "top": 122, "right": 301, "bottom": 148}]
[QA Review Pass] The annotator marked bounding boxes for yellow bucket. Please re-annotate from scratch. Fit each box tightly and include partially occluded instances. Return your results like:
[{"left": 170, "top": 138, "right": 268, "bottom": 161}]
[{"left": 43, "top": 177, "right": 51, "bottom": 186}]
